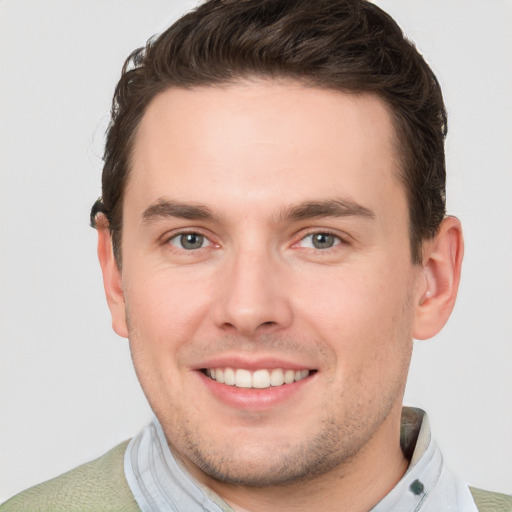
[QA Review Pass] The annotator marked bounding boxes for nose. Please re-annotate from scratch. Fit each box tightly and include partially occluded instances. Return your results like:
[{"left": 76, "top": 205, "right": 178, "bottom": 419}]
[{"left": 212, "top": 247, "right": 293, "bottom": 337}]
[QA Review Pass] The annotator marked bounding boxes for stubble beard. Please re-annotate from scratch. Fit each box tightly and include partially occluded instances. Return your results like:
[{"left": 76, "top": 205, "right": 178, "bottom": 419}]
[
  {"left": 177, "top": 411, "right": 377, "bottom": 487},
  {"left": 157, "top": 374, "right": 406, "bottom": 489}
]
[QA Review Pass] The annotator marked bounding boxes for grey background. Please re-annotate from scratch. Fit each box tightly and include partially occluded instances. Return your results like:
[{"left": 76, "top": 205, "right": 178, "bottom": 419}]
[{"left": 1, "top": 0, "right": 511, "bottom": 501}]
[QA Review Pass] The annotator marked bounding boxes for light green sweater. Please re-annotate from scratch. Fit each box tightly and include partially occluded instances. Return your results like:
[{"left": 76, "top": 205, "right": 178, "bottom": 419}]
[
  {"left": 1, "top": 441, "right": 511, "bottom": 512},
  {"left": 0, "top": 441, "right": 140, "bottom": 512}
]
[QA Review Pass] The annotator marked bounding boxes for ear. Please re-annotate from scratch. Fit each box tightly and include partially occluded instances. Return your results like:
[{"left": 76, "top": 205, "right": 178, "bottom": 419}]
[
  {"left": 96, "top": 215, "right": 128, "bottom": 338},
  {"left": 413, "top": 216, "right": 464, "bottom": 340}
]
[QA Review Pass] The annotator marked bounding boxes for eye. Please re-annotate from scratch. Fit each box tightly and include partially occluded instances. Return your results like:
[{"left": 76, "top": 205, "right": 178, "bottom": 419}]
[
  {"left": 168, "top": 232, "right": 212, "bottom": 250},
  {"left": 299, "top": 232, "right": 342, "bottom": 249}
]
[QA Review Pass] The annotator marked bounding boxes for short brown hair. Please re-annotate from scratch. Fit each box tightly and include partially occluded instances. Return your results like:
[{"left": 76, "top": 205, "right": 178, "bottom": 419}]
[{"left": 91, "top": 0, "right": 447, "bottom": 265}]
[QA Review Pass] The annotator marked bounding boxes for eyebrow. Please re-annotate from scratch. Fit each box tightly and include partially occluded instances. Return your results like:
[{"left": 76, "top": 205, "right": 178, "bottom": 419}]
[
  {"left": 278, "top": 198, "right": 375, "bottom": 222},
  {"left": 142, "top": 198, "right": 218, "bottom": 223}
]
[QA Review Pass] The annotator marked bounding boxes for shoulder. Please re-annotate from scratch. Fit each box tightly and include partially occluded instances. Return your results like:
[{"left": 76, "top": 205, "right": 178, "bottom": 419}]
[
  {"left": 470, "top": 486, "right": 512, "bottom": 512},
  {"left": 0, "top": 440, "right": 140, "bottom": 512}
]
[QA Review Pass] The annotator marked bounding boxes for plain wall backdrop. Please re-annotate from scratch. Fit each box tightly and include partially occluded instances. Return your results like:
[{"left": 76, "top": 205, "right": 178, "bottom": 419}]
[{"left": 1, "top": 0, "right": 511, "bottom": 502}]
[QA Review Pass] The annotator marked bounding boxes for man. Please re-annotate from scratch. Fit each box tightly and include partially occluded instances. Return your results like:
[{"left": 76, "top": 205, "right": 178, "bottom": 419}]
[{"left": 1, "top": 0, "right": 510, "bottom": 510}]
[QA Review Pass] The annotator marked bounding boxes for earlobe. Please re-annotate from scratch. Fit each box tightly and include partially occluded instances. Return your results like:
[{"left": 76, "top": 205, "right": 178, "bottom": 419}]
[
  {"left": 413, "top": 216, "right": 464, "bottom": 340},
  {"left": 96, "top": 215, "right": 128, "bottom": 338}
]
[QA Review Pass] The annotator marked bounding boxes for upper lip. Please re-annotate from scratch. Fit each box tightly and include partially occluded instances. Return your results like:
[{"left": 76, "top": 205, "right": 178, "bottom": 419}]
[{"left": 192, "top": 355, "right": 316, "bottom": 372}]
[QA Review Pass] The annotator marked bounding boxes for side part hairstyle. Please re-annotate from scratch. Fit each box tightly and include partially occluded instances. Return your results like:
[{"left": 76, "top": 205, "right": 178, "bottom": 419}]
[{"left": 91, "top": 0, "right": 447, "bottom": 266}]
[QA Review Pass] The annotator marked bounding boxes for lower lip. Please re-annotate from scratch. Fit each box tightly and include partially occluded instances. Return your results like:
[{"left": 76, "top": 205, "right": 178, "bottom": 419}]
[{"left": 198, "top": 371, "right": 314, "bottom": 410}]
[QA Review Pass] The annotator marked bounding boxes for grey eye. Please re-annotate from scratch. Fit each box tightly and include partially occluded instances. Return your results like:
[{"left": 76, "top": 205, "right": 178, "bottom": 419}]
[
  {"left": 170, "top": 233, "right": 209, "bottom": 250},
  {"left": 299, "top": 233, "right": 341, "bottom": 249}
]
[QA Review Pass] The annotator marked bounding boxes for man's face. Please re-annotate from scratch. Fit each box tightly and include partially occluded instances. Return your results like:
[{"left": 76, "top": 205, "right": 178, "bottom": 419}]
[{"left": 114, "top": 82, "right": 424, "bottom": 487}]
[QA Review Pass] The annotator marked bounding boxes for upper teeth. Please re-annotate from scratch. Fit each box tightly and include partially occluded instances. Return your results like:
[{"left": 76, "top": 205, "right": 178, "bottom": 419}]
[{"left": 205, "top": 368, "right": 310, "bottom": 389}]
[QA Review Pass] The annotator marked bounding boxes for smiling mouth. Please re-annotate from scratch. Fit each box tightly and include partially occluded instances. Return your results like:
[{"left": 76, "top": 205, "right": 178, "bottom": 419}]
[{"left": 201, "top": 367, "right": 314, "bottom": 389}]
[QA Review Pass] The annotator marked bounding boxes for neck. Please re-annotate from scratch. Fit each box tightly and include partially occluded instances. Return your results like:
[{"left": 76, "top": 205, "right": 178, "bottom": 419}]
[{"left": 199, "top": 404, "right": 409, "bottom": 512}]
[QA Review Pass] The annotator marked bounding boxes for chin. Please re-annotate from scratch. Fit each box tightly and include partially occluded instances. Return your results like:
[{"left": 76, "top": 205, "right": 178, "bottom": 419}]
[{"left": 173, "top": 423, "right": 363, "bottom": 488}]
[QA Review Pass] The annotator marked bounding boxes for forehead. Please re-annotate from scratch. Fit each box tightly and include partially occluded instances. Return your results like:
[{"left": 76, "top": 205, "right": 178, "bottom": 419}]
[{"left": 127, "top": 81, "right": 404, "bottom": 222}]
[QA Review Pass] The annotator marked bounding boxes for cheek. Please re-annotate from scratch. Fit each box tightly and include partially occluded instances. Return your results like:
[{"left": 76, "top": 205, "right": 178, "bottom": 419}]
[
  {"left": 294, "top": 259, "right": 415, "bottom": 363},
  {"left": 123, "top": 274, "right": 205, "bottom": 414},
  {"left": 125, "top": 261, "right": 211, "bottom": 325}
]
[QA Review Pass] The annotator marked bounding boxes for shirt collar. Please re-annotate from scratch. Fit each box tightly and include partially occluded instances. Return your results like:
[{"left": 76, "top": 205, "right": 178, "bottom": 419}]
[{"left": 370, "top": 407, "right": 478, "bottom": 512}]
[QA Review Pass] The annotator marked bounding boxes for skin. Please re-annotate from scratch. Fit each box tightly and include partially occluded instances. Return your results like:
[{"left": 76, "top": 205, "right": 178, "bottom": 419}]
[{"left": 97, "top": 81, "right": 463, "bottom": 512}]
